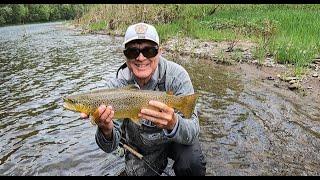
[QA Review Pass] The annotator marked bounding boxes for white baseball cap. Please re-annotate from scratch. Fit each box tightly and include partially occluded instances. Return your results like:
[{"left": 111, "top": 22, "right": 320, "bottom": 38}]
[{"left": 123, "top": 22, "right": 160, "bottom": 47}]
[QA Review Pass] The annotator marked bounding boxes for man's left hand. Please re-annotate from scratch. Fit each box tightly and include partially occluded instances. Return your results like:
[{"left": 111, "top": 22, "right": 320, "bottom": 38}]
[{"left": 138, "top": 100, "right": 177, "bottom": 130}]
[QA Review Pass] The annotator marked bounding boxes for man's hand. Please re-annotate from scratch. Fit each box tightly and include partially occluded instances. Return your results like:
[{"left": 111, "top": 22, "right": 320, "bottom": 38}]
[
  {"left": 81, "top": 105, "right": 114, "bottom": 139},
  {"left": 138, "top": 100, "right": 177, "bottom": 130}
]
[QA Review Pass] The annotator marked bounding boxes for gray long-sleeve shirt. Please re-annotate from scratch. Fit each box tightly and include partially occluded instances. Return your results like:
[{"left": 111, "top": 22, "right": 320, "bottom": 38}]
[{"left": 95, "top": 56, "right": 200, "bottom": 175}]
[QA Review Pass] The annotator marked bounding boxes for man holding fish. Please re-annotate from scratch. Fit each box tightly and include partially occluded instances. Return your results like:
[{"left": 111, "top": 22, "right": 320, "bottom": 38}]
[{"left": 77, "top": 22, "right": 206, "bottom": 176}]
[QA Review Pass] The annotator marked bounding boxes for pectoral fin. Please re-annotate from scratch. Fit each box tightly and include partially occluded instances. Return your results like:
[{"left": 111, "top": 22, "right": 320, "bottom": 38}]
[{"left": 90, "top": 108, "right": 100, "bottom": 125}]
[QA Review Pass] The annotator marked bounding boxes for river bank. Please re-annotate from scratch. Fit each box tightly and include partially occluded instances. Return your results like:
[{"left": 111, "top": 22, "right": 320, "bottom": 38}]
[
  {"left": 161, "top": 37, "right": 320, "bottom": 100},
  {"left": 75, "top": 5, "right": 320, "bottom": 67}
]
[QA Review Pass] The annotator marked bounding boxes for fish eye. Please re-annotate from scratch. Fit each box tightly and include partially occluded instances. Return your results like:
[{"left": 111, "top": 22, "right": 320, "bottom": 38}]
[{"left": 64, "top": 97, "right": 75, "bottom": 104}]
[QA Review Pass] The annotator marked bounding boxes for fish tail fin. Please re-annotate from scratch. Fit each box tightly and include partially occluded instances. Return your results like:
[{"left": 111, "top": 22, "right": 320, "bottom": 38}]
[{"left": 176, "top": 93, "right": 199, "bottom": 119}]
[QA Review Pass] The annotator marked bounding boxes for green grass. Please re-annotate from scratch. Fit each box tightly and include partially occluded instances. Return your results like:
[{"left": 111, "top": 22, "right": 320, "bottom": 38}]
[
  {"left": 89, "top": 21, "right": 107, "bottom": 31},
  {"left": 76, "top": 4, "right": 320, "bottom": 72},
  {"left": 197, "top": 5, "right": 320, "bottom": 66}
]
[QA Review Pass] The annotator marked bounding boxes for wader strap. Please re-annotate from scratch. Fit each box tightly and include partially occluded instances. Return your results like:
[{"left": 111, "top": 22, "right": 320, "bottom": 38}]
[
  {"left": 116, "top": 63, "right": 129, "bottom": 148},
  {"left": 156, "top": 59, "right": 167, "bottom": 92},
  {"left": 156, "top": 68, "right": 166, "bottom": 91},
  {"left": 116, "top": 62, "right": 127, "bottom": 78}
]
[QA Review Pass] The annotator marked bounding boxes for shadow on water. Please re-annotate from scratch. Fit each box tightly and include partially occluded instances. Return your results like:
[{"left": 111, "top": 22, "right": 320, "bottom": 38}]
[{"left": 1, "top": 22, "right": 320, "bottom": 176}]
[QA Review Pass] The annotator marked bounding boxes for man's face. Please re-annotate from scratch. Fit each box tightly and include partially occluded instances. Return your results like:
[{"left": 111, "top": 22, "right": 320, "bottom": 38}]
[{"left": 124, "top": 40, "right": 160, "bottom": 80}]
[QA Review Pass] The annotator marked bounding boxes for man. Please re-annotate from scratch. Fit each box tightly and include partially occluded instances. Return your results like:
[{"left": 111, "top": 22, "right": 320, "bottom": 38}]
[{"left": 81, "top": 22, "right": 206, "bottom": 176}]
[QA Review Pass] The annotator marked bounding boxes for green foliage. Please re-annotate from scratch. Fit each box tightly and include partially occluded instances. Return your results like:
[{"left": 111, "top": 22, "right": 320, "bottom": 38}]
[
  {"left": 0, "top": 4, "right": 89, "bottom": 26},
  {"left": 76, "top": 4, "right": 320, "bottom": 68},
  {"left": 252, "top": 45, "right": 267, "bottom": 64},
  {"left": 11, "top": 4, "right": 27, "bottom": 23},
  {"left": 0, "top": 6, "right": 13, "bottom": 24},
  {"left": 89, "top": 21, "right": 107, "bottom": 31},
  {"left": 198, "top": 4, "right": 320, "bottom": 67},
  {"left": 271, "top": 40, "right": 318, "bottom": 66}
]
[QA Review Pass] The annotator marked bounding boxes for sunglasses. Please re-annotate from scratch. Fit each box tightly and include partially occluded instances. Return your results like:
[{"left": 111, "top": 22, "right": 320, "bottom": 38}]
[{"left": 123, "top": 46, "right": 159, "bottom": 59}]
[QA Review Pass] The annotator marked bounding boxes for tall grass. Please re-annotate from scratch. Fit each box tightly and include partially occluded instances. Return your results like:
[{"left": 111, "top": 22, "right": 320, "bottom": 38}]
[
  {"left": 201, "top": 4, "right": 320, "bottom": 66},
  {"left": 76, "top": 4, "right": 320, "bottom": 69},
  {"left": 75, "top": 4, "right": 180, "bottom": 33}
]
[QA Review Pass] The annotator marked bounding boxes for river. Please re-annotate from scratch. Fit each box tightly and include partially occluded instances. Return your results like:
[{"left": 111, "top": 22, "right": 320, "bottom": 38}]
[{"left": 1, "top": 22, "right": 320, "bottom": 176}]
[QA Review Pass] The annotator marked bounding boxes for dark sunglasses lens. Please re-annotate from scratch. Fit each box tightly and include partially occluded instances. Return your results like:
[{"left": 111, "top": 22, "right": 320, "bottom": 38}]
[
  {"left": 124, "top": 48, "right": 140, "bottom": 59},
  {"left": 124, "top": 47, "right": 158, "bottom": 59},
  {"left": 141, "top": 47, "right": 158, "bottom": 58}
]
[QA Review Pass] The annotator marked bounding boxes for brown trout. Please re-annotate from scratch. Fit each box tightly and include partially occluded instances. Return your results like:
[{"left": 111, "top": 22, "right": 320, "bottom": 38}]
[{"left": 63, "top": 85, "right": 199, "bottom": 125}]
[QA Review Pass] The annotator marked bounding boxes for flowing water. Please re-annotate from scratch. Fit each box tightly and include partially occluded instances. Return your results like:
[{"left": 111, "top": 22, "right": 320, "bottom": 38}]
[
  {"left": 0, "top": 22, "right": 125, "bottom": 176},
  {"left": 1, "top": 22, "right": 320, "bottom": 176}
]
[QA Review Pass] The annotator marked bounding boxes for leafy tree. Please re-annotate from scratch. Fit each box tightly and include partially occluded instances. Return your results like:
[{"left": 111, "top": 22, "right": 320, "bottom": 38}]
[
  {"left": 0, "top": 6, "right": 13, "bottom": 24},
  {"left": 0, "top": 4, "right": 88, "bottom": 26},
  {"left": 11, "top": 4, "right": 28, "bottom": 23}
]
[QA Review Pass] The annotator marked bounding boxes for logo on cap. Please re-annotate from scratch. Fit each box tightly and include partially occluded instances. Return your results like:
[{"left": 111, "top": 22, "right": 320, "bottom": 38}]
[{"left": 135, "top": 24, "right": 148, "bottom": 39}]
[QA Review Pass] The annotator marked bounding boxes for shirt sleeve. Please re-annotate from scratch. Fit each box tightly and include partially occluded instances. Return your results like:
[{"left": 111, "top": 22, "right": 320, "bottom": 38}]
[
  {"left": 95, "top": 120, "right": 122, "bottom": 153},
  {"left": 167, "top": 109, "right": 199, "bottom": 145},
  {"left": 163, "top": 115, "right": 179, "bottom": 137}
]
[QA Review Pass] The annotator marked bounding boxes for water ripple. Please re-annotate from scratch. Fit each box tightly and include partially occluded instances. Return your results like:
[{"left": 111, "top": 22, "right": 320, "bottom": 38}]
[{"left": 0, "top": 22, "right": 124, "bottom": 175}]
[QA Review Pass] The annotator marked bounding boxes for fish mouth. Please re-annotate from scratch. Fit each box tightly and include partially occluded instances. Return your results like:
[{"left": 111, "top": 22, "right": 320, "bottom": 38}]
[
  {"left": 63, "top": 101, "right": 73, "bottom": 110},
  {"left": 62, "top": 97, "right": 76, "bottom": 111}
]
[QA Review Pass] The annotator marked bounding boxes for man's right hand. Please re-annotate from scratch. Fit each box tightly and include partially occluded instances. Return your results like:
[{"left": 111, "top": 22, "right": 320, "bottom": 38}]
[{"left": 81, "top": 105, "right": 114, "bottom": 139}]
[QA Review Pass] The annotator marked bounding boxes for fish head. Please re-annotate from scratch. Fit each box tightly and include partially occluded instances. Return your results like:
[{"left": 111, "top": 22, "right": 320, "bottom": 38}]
[
  {"left": 63, "top": 96, "right": 78, "bottom": 111},
  {"left": 63, "top": 96, "right": 91, "bottom": 114}
]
